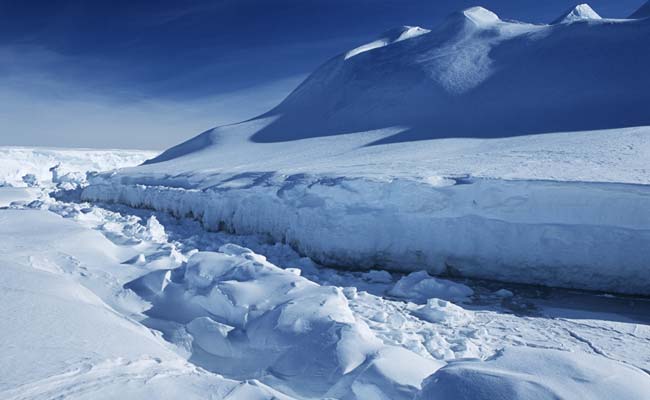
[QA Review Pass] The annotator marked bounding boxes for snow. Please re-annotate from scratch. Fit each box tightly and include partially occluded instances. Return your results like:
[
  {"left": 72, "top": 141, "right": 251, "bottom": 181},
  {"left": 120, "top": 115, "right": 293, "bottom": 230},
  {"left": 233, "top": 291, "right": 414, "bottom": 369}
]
[
  {"left": 4, "top": 3, "right": 650, "bottom": 398},
  {"left": 552, "top": 4, "right": 602, "bottom": 24},
  {"left": 417, "top": 347, "right": 650, "bottom": 400},
  {"left": 3, "top": 145, "right": 650, "bottom": 397},
  {"left": 241, "top": 6, "right": 650, "bottom": 143},
  {"left": 389, "top": 271, "right": 474, "bottom": 302},
  {"left": 0, "top": 146, "right": 157, "bottom": 189},
  {"left": 82, "top": 151, "right": 650, "bottom": 294},
  {"left": 412, "top": 298, "right": 473, "bottom": 325},
  {"left": 0, "top": 209, "right": 289, "bottom": 400},
  {"left": 128, "top": 246, "right": 442, "bottom": 399},
  {"left": 0, "top": 187, "right": 37, "bottom": 207},
  {"left": 345, "top": 25, "right": 430, "bottom": 59},
  {"left": 459, "top": 6, "right": 501, "bottom": 26},
  {"left": 81, "top": 5, "right": 650, "bottom": 295}
]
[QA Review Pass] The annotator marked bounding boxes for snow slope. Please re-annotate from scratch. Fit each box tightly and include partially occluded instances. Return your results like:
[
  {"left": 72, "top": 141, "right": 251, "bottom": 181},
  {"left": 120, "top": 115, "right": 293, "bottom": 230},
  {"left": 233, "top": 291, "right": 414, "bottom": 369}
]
[
  {"left": 245, "top": 5, "right": 650, "bottom": 144},
  {"left": 82, "top": 4, "right": 650, "bottom": 295}
]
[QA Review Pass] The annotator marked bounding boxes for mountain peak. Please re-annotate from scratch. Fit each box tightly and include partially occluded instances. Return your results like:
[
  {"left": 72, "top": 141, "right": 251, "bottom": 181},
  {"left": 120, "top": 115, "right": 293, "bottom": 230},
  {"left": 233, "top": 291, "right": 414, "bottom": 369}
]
[
  {"left": 629, "top": 1, "right": 650, "bottom": 19},
  {"left": 461, "top": 7, "right": 500, "bottom": 26},
  {"left": 553, "top": 4, "right": 601, "bottom": 24}
]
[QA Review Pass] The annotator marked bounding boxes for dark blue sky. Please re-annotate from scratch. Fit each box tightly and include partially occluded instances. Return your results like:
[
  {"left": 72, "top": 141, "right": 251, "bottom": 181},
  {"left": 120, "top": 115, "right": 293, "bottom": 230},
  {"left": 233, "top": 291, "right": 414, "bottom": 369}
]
[{"left": 0, "top": 0, "right": 644, "bottom": 148}]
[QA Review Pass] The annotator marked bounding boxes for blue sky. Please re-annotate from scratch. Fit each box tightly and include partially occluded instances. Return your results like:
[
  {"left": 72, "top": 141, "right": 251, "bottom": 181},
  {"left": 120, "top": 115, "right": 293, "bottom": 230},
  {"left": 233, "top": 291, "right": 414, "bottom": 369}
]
[{"left": 0, "top": 0, "right": 643, "bottom": 149}]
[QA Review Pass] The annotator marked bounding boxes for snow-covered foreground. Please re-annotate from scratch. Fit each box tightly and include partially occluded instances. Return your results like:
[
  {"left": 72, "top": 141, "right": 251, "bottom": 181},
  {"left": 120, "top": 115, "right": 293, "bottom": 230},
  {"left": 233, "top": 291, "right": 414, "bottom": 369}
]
[
  {"left": 80, "top": 4, "right": 650, "bottom": 294},
  {"left": 2, "top": 148, "right": 650, "bottom": 399}
]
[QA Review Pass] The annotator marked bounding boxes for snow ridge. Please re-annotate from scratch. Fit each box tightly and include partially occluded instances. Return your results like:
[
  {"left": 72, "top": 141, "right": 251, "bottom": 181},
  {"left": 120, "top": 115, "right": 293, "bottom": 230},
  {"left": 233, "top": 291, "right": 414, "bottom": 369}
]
[{"left": 345, "top": 25, "right": 430, "bottom": 59}]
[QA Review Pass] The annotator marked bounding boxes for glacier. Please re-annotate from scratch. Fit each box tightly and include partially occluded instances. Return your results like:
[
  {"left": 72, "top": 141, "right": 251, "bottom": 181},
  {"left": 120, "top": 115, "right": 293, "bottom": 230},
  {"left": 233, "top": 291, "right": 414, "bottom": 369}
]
[
  {"left": 3, "top": 2, "right": 650, "bottom": 399},
  {"left": 81, "top": 5, "right": 650, "bottom": 294}
]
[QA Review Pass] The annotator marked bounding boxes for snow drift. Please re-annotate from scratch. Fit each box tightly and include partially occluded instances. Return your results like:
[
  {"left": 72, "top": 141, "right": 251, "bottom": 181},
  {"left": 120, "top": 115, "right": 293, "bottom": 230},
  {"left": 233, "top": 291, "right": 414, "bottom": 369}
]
[
  {"left": 127, "top": 245, "right": 442, "bottom": 399},
  {"left": 83, "top": 4, "right": 650, "bottom": 295}
]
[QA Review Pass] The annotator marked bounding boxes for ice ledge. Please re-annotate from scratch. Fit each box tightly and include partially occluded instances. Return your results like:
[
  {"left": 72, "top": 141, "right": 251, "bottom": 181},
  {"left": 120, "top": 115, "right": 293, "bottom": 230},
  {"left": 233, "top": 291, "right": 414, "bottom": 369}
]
[{"left": 81, "top": 175, "right": 650, "bottom": 295}]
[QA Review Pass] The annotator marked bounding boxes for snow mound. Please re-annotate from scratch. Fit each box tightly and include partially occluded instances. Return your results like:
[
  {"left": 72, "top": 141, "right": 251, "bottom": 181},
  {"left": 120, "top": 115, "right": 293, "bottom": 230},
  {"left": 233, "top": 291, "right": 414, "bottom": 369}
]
[
  {"left": 345, "top": 25, "right": 430, "bottom": 59},
  {"left": 552, "top": 4, "right": 602, "bottom": 24},
  {"left": 417, "top": 347, "right": 650, "bottom": 400},
  {"left": 389, "top": 271, "right": 474, "bottom": 303},
  {"left": 128, "top": 245, "right": 442, "bottom": 399},
  {"left": 630, "top": 1, "right": 650, "bottom": 19},
  {"left": 412, "top": 298, "right": 473, "bottom": 325}
]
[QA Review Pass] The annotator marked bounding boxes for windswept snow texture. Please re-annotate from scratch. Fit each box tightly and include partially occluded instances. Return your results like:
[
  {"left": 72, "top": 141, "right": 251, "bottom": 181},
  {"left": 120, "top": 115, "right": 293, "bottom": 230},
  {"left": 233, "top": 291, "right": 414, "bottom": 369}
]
[{"left": 83, "top": 6, "right": 650, "bottom": 294}]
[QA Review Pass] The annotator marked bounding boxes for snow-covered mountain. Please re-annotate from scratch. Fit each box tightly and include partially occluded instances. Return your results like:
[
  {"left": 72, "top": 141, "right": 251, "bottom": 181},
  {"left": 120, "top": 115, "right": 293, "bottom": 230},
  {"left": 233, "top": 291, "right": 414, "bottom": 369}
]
[
  {"left": 149, "top": 3, "right": 650, "bottom": 162},
  {"left": 84, "top": 4, "right": 650, "bottom": 295},
  {"left": 247, "top": 5, "right": 648, "bottom": 145},
  {"left": 5, "top": 4, "right": 650, "bottom": 399},
  {"left": 552, "top": 3, "right": 601, "bottom": 24}
]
